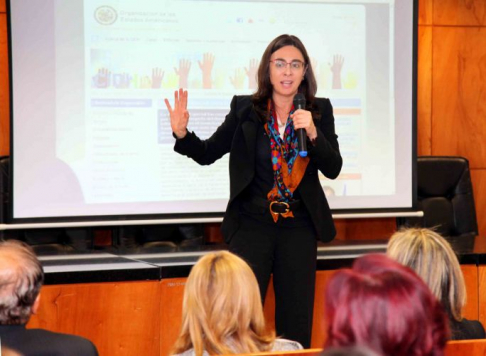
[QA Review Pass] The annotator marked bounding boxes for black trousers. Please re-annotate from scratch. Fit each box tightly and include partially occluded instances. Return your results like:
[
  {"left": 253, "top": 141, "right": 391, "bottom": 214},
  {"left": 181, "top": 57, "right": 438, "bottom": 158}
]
[{"left": 229, "top": 211, "right": 317, "bottom": 348}]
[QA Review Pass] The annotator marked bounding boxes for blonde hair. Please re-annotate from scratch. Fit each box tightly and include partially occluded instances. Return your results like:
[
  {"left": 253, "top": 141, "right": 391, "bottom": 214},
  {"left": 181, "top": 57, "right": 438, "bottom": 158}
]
[
  {"left": 171, "top": 251, "right": 275, "bottom": 355},
  {"left": 387, "top": 228, "right": 466, "bottom": 321}
]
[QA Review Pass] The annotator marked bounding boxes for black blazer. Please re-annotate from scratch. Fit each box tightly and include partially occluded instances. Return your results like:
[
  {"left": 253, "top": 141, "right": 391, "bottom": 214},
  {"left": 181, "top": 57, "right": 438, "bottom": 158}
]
[
  {"left": 0, "top": 325, "right": 99, "bottom": 356},
  {"left": 175, "top": 95, "right": 342, "bottom": 243},
  {"left": 450, "top": 318, "right": 486, "bottom": 340}
]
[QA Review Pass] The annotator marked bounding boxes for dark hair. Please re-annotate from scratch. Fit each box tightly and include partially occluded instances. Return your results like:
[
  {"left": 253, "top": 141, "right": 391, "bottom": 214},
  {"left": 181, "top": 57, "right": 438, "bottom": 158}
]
[
  {"left": 252, "top": 34, "right": 318, "bottom": 121},
  {"left": 0, "top": 240, "right": 44, "bottom": 325},
  {"left": 325, "top": 254, "right": 448, "bottom": 356}
]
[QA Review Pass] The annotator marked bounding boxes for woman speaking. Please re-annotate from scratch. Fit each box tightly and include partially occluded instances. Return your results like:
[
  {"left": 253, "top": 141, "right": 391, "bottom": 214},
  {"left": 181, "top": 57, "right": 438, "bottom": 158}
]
[{"left": 165, "top": 34, "right": 342, "bottom": 347}]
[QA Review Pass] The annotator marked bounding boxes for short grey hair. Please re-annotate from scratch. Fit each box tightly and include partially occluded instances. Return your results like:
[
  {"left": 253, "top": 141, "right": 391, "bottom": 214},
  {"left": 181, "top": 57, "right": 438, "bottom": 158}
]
[{"left": 0, "top": 240, "right": 44, "bottom": 325}]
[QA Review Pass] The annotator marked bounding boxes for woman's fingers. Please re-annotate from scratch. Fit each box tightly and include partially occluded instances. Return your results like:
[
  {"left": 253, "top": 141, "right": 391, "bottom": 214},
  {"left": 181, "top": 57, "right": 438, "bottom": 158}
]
[
  {"left": 292, "top": 110, "right": 316, "bottom": 138},
  {"left": 164, "top": 98, "right": 172, "bottom": 113},
  {"left": 180, "top": 89, "right": 188, "bottom": 110},
  {"left": 165, "top": 89, "right": 190, "bottom": 138},
  {"left": 292, "top": 110, "right": 311, "bottom": 128},
  {"left": 165, "top": 89, "right": 189, "bottom": 114}
]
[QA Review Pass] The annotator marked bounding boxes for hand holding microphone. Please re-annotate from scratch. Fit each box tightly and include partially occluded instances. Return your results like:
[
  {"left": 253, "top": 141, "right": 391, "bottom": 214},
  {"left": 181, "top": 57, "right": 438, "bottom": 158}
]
[{"left": 292, "top": 93, "right": 317, "bottom": 157}]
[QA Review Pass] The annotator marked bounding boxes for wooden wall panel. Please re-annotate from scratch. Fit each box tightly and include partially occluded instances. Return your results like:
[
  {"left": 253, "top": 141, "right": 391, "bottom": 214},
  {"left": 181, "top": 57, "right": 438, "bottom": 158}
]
[
  {"left": 471, "top": 170, "right": 486, "bottom": 236},
  {"left": 263, "top": 278, "right": 276, "bottom": 332},
  {"left": 310, "top": 270, "right": 335, "bottom": 349},
  {"left": 417, "top": 25, "right": 432, "bottom": 156},
  {"left": 333, "top": 219, "right": 347, "bottom": 240},
  {"left": 445, "top": 339, "right": 486, "bottom": 356},
  {"left": 160, "top": 278, "right": 186, "bottom": 356},
  {"left": 27, "top": 286, "right": 62, "bottom": 330},
  {"left": 433, "top": 0, "right": 486, "bottom": 26},
  {"left": 477, "top": 266, "right": 486, "bottom": 328},
  {"left": 0, "top": 13, "right": 9, "bottom": 156},
  {"left": 200, "top": 218, "right": 396, "bottom": 242},
  {"left": 28, "top": 281, "right": 161, "bottom": 356},
  {"left": 461, "top": 265, "right": 479, "bottom": 320},
  {"left": 431, "top": 27, "right": 486, "bottom": 169},
  {"left": 419, "top": 0, "right": 434, "bottom": 25},
  {"left": 336, "top": 218, "right": 396, "bottom": 241}
]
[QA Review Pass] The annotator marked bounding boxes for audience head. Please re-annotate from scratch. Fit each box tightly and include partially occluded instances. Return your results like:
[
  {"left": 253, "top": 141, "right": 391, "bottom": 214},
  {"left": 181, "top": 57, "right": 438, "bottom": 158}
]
[
  {"left": 0, "top": 240, "right": 44, "bottom": 325},
  {"left": 172, "top": 251, "right": 274, "bottom": 355},
  {"left": 325, "top": 254, "right": 448, "bottom": 356},
  {"left": 387, "top": 228, "right": 466, "bottom": 322}
]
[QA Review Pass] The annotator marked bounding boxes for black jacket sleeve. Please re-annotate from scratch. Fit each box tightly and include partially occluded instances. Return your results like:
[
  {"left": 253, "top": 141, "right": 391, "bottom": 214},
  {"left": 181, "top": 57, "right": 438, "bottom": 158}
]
[
  {"left": 174, "top": 96, "right": 239, "bottom": 166},
  {"left": 307, "top": 98, "right": 342, "bottom": 179}
]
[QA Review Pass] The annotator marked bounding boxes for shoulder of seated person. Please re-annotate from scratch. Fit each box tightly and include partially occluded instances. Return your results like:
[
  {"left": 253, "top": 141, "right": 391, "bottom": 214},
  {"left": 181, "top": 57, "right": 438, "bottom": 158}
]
[{"left": 273, "top": 338, "right": 304, "bottom": 351}]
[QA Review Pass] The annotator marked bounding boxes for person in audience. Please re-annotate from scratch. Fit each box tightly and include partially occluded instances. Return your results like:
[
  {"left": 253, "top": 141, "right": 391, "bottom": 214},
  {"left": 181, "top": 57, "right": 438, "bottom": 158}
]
[
  {"left": 387, "top": 228, "right": 486, "bottom": 340},
  {"left": 0, "top": 346, "right": 22, "bottom": 356},
  {"left": 0, "top": 240, "right": 98, "bottom": 356},
  {"left": 324, "top": 254, "right": 448, "bottom": 356},
  {"left": 171, "top": 251, "right": 303, "bottom": 355}
]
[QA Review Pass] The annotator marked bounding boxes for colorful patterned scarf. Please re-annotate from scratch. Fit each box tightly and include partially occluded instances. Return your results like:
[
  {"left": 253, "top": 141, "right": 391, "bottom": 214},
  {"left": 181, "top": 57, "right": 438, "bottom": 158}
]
[{"left": 263, "top": 100, "right": 310, "bottom": 222}]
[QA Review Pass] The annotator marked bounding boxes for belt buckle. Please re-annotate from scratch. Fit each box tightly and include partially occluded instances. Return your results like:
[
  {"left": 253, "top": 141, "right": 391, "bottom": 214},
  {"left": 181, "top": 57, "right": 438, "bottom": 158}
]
[{"left": 269, "top": 201, "right": 290, "bottom": 217}]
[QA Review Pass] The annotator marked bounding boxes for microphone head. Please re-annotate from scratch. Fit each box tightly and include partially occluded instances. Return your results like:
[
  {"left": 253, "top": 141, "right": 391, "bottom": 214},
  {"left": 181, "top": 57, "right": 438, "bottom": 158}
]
[{"left": 293, "top": 93, "right": 306, "bottom": 110}]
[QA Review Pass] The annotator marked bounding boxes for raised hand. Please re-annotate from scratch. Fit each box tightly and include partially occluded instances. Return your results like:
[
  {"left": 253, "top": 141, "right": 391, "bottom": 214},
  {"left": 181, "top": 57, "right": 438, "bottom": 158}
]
[
  {"left": 113, "top": 73, "right": 131, "bottom": 89},
  {"left": 140, "top": 76, "right": 152, "bottom": 89},
  {"left": 244, "top": 59, "right": 259, "bottom": 89},
  {"left": 174, "top": 59, "right": 191, "bottom": 88},
  {"left": 229, "top": 68, "right": 245, "bottom": 89},
  {"left": 198, "top": 53, "right": 215, "bottom": 89},
  {"left": 92, "top": 68, "right": 111, "bottom": 88},
  {"left": 164, "top": 88, "right": 190, "bottom": 139},
  {"left": 131, "top": 74, "right": 139, "bottom": 88},
  {"left": 151, "top": 68, "right": 165, "bottom": 89},
  {"left": 330, "top": 55, "right": 344, "bottom": 89}
]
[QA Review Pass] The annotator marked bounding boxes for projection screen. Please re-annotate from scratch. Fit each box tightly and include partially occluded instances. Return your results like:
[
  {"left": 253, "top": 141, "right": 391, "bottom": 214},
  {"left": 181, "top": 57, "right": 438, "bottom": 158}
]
[{"left": 8, "top": 0, "right": 417, "bottom": 222}]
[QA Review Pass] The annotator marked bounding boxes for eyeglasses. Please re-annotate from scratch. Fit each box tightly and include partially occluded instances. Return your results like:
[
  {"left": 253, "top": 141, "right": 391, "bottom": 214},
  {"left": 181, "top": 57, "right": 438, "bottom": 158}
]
[{"left": 269, "top": 59, "right": 306, "bottom": 71}]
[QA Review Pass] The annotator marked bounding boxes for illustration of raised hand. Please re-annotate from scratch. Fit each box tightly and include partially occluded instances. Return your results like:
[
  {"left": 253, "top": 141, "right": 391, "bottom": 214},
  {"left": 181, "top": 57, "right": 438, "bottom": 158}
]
[
  {"left": 230, "top": 68, "right": 245, "bottom": 89},
  {"left": 174, "top": 59, "right": 191, "bottom": 88},
  {"left": 113, "top": 73, "right": 131, "bottom": 89},
  {"left": 198, "top": 53, "right": 215, "bottom": 89},
  {"left": 140, "top": 76, "right": 152, "bottom": 89},
  {"left": 92, "top": 68, "right": 111, "bottom": 88},
  {"left": 330, "top": 55, "right": 344, "bottom": 89},
  {"left": 245, "top": 59, "right": 259, "bottom": 89},
  {"left": 151, "top": 68, "right": 165, "bottom": 89}
]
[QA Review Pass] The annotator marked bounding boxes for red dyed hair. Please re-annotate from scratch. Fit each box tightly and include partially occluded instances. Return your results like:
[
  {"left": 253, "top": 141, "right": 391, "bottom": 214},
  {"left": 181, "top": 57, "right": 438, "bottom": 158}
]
[{"left": 324, "top": 254, "right": 448, "bottom": 356}]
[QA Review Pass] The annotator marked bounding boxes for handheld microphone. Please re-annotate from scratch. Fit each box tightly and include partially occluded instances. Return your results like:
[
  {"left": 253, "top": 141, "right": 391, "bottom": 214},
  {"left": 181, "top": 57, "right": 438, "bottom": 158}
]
[{"left": 293, "top": 93, "right": 307, "bottom": 157}]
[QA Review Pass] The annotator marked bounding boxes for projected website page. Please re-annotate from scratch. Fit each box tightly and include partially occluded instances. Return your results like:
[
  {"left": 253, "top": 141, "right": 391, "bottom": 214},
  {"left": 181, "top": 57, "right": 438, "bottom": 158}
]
[{"left": 11, "top": 0, "right": 413, "bottom": 219}]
